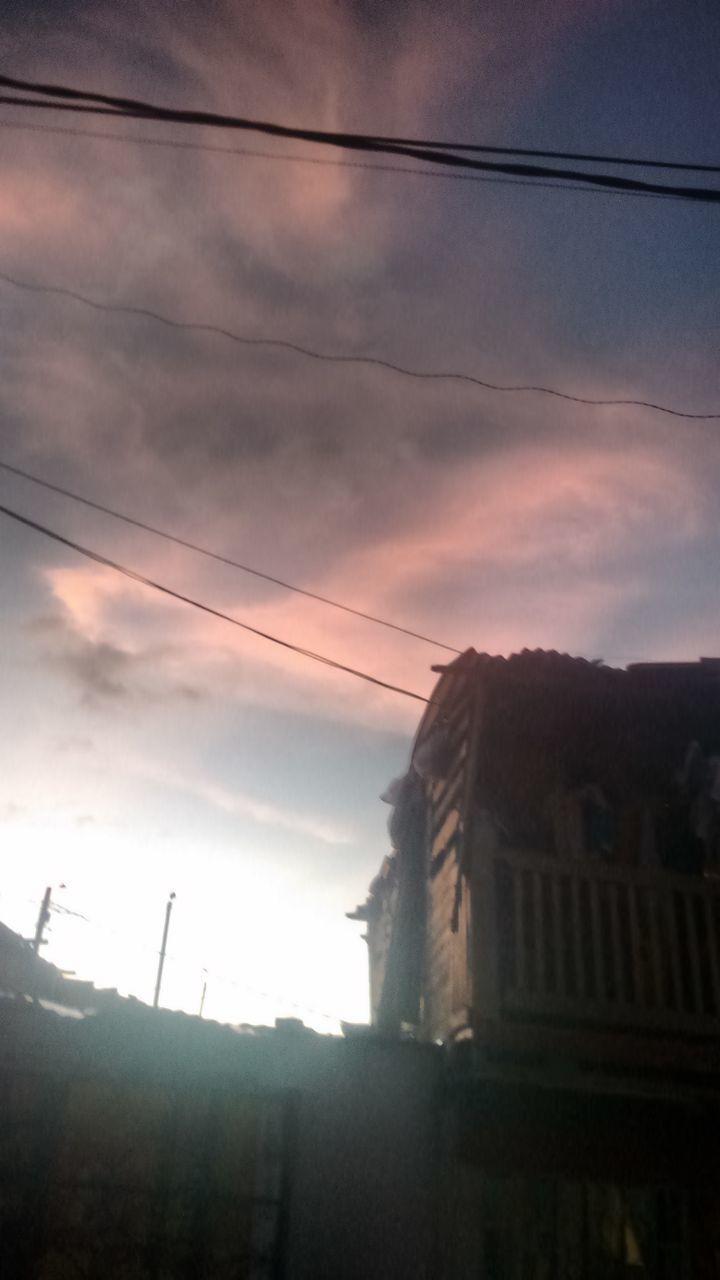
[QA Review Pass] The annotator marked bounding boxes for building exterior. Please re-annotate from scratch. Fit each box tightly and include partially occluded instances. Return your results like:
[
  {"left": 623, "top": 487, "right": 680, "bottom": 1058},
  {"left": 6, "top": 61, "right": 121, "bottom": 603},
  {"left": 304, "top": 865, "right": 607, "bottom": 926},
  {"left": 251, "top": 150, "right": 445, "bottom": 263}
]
[
  {"left": 0, "top": 987, "right": 440, "bottom": 1280},
  {"left": 0, "top": 919, "right": 129, "bottom": 1013},
  {"left": 5, "top": 650, "right": 720, "bottom": 1277},
  {"left": 351, "top": 649, "right": 720, "bottom": 1276}
]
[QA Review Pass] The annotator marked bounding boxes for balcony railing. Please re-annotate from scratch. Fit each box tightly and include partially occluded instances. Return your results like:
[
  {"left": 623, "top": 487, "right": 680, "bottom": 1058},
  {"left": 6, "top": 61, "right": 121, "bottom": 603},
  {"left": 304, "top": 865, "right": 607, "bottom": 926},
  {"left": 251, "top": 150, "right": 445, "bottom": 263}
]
[{"left": 491, "top": 850, "right": 720, "bottom": 1035}]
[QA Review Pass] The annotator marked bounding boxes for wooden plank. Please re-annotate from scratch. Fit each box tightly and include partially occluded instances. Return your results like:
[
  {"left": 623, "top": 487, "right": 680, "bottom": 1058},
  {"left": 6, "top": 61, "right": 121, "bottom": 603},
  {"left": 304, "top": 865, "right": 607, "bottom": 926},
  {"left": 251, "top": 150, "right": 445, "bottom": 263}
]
[
  {"left": 571, "top": 874, "right": 585, "bottom": 1001},
  {"left": 430, "top": 751, "right": 464, "bottom": 800},
  {"left": 443, "top": 682, "right": 470, "bottom": 717},
  {"left": 514, "top": 868, "right": 526, "bottom": 994},
  {"left": 684, "top": 892, "right": 704, "bottom": 1016},
  {"left": 609, "top": 882, "right": 624, "bottom": 1004},
  {"left": 429, "top": 778, "right": 446, "bottom": 807},
  {"left": 429, "top": 858, "right": 456, "bottom": 930},
  {"left": 489, "top": 849, "right": 720, "bottom": 1028},
  {"left": 450, "top": 717, "right": 469, "bottom": 743},
  {"left": 647, "top": 889, "right": 665, "bottom": 1009},
  {"left": 627, "top": 883, "right": 643, "bottom": 1007},
  {"left": 533, "top": 870, "right": 545, "bottom": 996},
  {"left": 452, "top": 881, "right": 470, "bottom": 1012},
  {"left": 703, "top": 895, "right": 720, "bottom": 1016},
  {"left": 513, "top": 1180, "right": 524, "bottom": 1280},
  {"left": 462, "top": 671, "right": 496, "bottom": 1022},
  {"left": 431, "top": 771, "right": 465, "bottom": 842},
  {"left": 665, "top": 891, "right": 684, "bottom": 1012},
  {"left": 552, "top": 873, "right": 565, "bottom": 998},
  {"left": 432, "top": 719, "right": 468, "bottom": 768},
  {"left": 445, "top": 712, "right": 470, "bottom": 751},
  {"left": 494, "top": 847, "right": 720, "bottom": 897},
  {"left": 589, "top": 879, "right": 605, "bottom": 1002},
  {"left": 431, "top": 808, "right": 460, "bottom": 860},
  {"left": 427, "top": 853, "right": 458, "bottom": 1037},
  {"left": 429, "top": 841, "right": 455, "bottom": 880},
  {"left": 468, "top": 826, "right": 500, "bottom": 1019},
  {"left": 425, "top": 747, "right": 458, "bottom": 798},
  {"left": 470, "top": 1015, "right": 720, "bottom": 1075},
  {"left": 497, "top": 988, "right": 720, "bottom": 1036}
]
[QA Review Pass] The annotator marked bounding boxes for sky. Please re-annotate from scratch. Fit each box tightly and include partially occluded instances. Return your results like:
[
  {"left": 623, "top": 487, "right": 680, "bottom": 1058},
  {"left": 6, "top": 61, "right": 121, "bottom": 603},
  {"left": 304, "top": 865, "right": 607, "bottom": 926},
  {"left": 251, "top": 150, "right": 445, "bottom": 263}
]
[{"left": 1, "top": 0, "right": 719, "bottom": 1030}]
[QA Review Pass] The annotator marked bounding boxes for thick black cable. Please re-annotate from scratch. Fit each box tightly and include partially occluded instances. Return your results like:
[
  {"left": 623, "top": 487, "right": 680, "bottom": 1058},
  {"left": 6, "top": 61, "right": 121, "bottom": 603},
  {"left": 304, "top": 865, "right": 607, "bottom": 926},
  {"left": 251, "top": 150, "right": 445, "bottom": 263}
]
[
  {"left": 0, "top": 501, "right": 433, "bottom": 705},
  {"left": 0, "top": 75, "right": 719, "bottom": 203},
  {"left": 0, "top": 459, "right": 462, "bottom": 654},
  {"left": 1, "top": 268, "right": 717, "bottom": 420},
  {"left": 0, "top": 116, "right": 688, "bottom": 205},
  {"left": 363, "top": 135, "right": 720, "bottom": 175},
  {"left": 2, "top": 72, "right": 719, "bottom": 173}
]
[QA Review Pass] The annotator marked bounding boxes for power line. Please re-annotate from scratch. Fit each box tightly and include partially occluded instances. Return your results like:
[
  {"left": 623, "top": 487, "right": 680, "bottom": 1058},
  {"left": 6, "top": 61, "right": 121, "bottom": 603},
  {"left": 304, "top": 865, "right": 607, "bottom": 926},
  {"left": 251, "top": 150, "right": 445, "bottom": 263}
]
[
  {"left": 43, "top": 897, "right": 345, "bottom": 1024},
  {"left": 0, "top": 117, "right": 693, "bottom": 207},
  {"left": 192, "top": 962, "right": 343, "bottom": 1026},
  {"left": 0, "top": 501, "right": 434, "bottom": 706},
  {"left": 43, "top": 906, "right": 343, "bottom": 1024},
  {"left": 3, "top": 73, "right": 718, "bottom": 175},
  {"left": 0, "top": 459, "right": 462, "bottom": 654},
  {"left": 1, "top": 74, "right": 719, "bottom": 204},
  {"left": 363, "top": 133, "right": 720, "bottom": 176},
  {"left": 1, "top": 268, "right": 717, "bottom": 420},
  {"left": 5, "top": 74, "right": 719, "bottom": 173},
  {"left": 0, "top": 466, "right": 670, "bottom": 672},
  {"left": 49, "top": 901, "right": 90, "bottom": 922}
]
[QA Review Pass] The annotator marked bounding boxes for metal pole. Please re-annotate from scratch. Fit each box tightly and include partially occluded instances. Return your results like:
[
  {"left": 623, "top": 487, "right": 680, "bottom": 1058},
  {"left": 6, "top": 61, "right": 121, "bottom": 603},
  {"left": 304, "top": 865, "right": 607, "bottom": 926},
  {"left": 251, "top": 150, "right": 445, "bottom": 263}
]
[
  {"left": 32, "top": 886, "right": 52, "bottom": 955},
  {"left": 199, "top": 969, "right": 208, "bottom": 1018},
  {"left": 153, "top": 892, "right": 176, "bottom": 1009}
]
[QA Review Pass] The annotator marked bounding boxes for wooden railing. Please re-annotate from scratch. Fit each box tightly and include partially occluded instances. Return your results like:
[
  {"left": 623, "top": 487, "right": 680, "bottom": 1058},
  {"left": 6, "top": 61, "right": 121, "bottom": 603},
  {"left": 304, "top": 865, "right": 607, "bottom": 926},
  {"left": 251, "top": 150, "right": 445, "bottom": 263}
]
[{"left": 492, "top": 850, "right": 720, "bottom": 1034}]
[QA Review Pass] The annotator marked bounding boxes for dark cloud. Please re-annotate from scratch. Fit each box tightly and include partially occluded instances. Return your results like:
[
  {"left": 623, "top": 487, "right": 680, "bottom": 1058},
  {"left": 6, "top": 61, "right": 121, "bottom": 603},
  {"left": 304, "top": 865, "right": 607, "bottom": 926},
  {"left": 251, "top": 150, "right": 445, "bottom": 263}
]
[
  {"left": 0, "top": 802, "right": 26, "bottom": 821},
  {"left": 30, "top": 611, "right": 207, "bottom": 707},
  {"left": 2, "top": 0, "right": 720, "bottom": 1031},
  {"left": 59, "top": 637, "right": 141, "bottom": 702}
]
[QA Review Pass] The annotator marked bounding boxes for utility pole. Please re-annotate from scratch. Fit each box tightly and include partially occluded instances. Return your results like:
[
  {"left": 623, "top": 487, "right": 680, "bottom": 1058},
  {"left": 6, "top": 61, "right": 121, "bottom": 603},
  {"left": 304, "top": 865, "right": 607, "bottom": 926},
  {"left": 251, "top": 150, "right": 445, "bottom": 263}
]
[
  {"left": 32, "top": 886, "right": 52, "bottom": 955},
  {"left": 199, "top": 968, "right": 208, "bottom": 1018},
  {"left": 153, "top": 891, "right": 176, "bottom": 1010}
]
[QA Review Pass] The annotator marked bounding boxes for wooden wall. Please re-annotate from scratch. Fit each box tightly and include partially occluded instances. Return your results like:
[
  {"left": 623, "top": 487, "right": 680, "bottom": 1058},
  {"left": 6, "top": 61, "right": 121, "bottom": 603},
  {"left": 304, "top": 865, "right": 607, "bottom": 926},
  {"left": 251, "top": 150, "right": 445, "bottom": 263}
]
[{"left": 415, "top": 654, "right": 480, "bottom": 1041}]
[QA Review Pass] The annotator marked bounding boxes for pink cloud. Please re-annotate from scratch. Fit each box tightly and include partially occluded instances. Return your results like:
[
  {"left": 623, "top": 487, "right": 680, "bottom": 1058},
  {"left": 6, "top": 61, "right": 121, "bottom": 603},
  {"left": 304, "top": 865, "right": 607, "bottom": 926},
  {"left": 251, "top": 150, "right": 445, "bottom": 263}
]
[
  {"left": 0, "top": 0, "right": 623, "bottom": 294},
  {"left": 36, "top": 429, "right": 709, "bottom": 737},
  {"left": 4, "top": 0, "right": 712, "bottom": 739},
  {"left": 345, "top": 442, "right": 705, "bottom": 588}
]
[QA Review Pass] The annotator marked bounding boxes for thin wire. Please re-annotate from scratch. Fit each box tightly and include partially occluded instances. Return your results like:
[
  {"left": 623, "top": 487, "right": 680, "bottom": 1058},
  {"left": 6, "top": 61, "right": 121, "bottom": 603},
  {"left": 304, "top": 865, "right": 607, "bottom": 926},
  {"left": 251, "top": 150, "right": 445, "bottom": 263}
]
[
  {"left": 195, "top": 963, "right": 343, "bottom": 1025},
  {"left": 0, "top": 459, "right": 462, "bottom": 654},
  {"left": 43, "top": 900, "right": 344, "bottom": 1024},
  {"left": 1, "top": 269, "right": 716, "bottom": 420},
  {"left": 4, "top": 74, "right": 719, "bottom": 173},
  {"left": 362, "top": 132, "right": 720, "bottom": 175},
  {"left": 49, "top": 901, "right": 90, "bottom": 922},
  {"left": 0, "top": 77, "right": 719, "bottom": 204},
  {"left": 0, "top": 117, "right": 690, "bottom": 206},
  {"left": 0, "top": 501, "right": 434, "bottom": 706}
]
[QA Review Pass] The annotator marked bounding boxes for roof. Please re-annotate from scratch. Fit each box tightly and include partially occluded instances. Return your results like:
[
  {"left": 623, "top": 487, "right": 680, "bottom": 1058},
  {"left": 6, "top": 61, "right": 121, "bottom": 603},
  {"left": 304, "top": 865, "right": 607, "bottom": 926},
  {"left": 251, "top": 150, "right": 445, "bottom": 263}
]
[
  {"left": 433, "top": 647, "right": 720, "bottom": 680},
  {"left": 423, "top": 649, "right": 720, "bottom": 836},
  {"left": 0, "top": 921, "right": 68, "bottom": 1001},
  {"left": 0, "top": 920, "right": 140, "bottom": 1013}
]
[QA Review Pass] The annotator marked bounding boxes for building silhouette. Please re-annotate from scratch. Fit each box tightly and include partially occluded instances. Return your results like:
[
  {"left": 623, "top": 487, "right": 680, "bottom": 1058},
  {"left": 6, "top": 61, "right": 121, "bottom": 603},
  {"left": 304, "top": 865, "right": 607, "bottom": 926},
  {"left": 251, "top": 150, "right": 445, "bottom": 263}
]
[{"left": 351, "top": 649, "right": 720, "bottom": 1275}]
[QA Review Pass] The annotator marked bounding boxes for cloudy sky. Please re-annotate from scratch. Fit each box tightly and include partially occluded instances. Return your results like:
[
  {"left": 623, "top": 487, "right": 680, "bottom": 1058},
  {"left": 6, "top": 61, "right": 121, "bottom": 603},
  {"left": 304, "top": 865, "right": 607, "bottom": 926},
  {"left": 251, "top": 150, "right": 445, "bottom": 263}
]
[{"left": 1, "top": 0, "right": 718, "bottom": 1029}]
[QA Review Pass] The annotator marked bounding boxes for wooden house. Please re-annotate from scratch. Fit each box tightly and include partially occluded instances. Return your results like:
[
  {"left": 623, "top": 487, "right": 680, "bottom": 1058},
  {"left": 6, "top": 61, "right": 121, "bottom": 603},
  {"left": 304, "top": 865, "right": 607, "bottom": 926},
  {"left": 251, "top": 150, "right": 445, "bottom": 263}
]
[{"left": 350, "top": 649, "right": 720, "bottom": 1277}]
